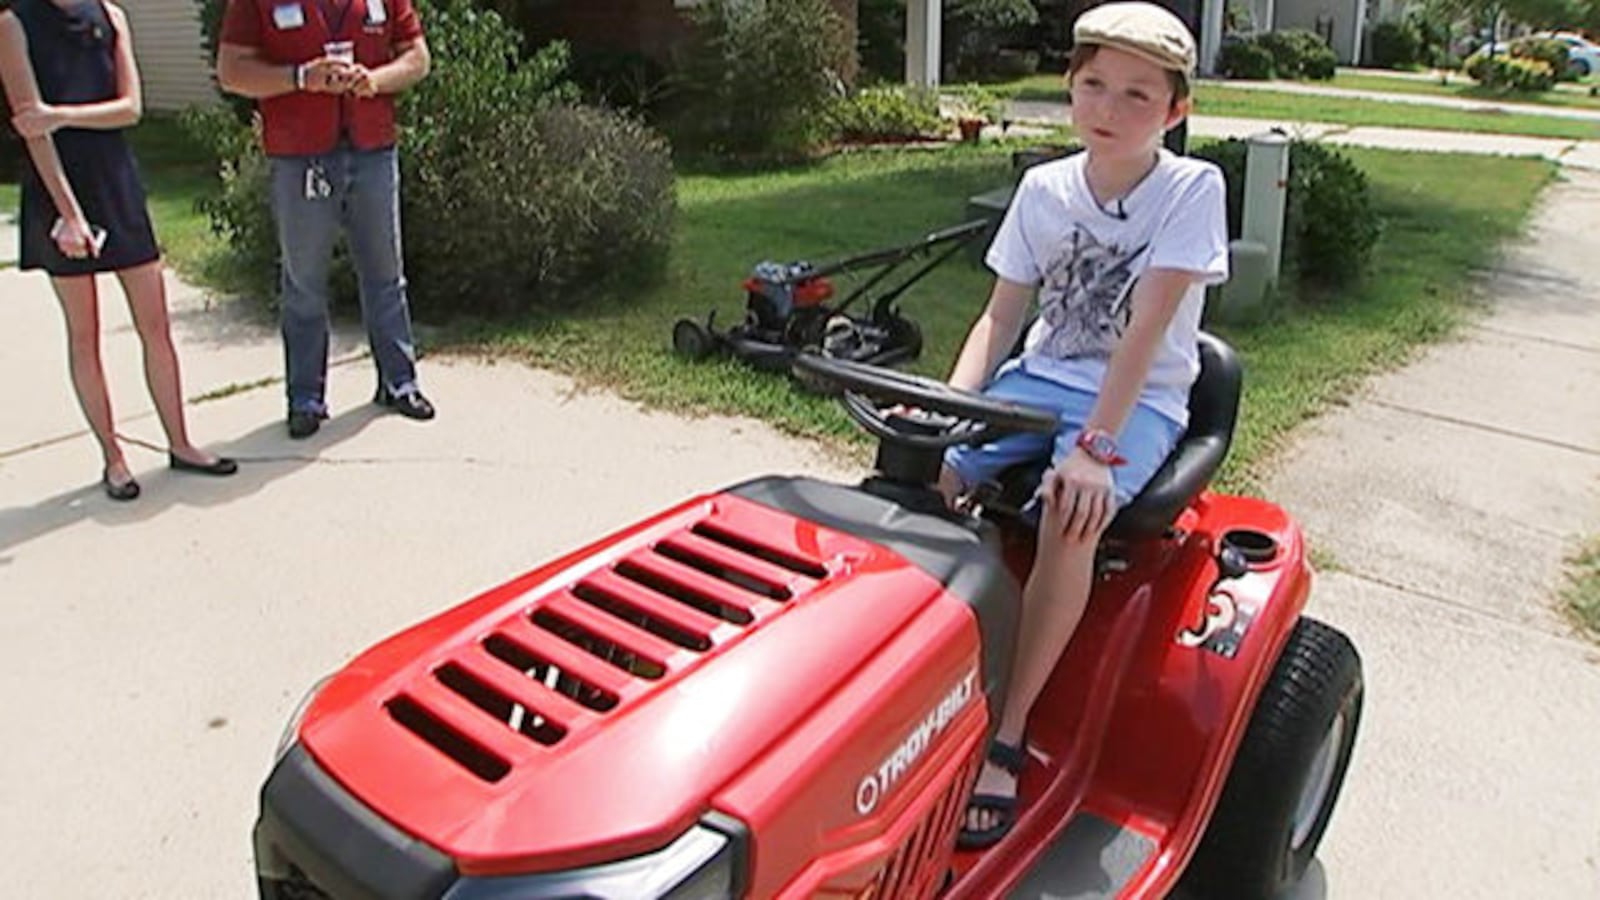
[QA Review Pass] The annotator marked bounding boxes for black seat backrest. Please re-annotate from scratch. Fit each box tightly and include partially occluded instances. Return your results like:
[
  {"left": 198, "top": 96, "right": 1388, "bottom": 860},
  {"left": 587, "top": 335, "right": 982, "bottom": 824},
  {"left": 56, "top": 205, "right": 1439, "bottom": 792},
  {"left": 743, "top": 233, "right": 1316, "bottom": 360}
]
[{"left": 994, "top": 331, "right": 1243, "bottom": 539}]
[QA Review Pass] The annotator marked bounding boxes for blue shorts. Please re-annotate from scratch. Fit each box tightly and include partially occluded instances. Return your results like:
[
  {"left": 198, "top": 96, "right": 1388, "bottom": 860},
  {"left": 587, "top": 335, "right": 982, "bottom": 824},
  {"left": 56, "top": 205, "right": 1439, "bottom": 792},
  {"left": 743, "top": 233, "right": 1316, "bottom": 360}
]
[{"left": 944, "top": 363, "right": 1183, "bottom": 514}]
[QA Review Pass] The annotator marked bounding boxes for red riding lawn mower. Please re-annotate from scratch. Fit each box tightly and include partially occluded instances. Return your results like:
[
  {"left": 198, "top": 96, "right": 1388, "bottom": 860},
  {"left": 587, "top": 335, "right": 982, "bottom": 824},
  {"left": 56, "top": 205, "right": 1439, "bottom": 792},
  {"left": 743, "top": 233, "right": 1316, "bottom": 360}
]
[{"left": 254, "top": 333, "right": 1363, "bottom": 900}]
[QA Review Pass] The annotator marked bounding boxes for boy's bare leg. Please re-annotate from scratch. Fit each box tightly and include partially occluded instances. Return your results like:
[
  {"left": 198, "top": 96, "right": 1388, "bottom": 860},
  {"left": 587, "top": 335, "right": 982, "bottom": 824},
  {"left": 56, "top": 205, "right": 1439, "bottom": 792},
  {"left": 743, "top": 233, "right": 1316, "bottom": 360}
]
[{"left": 967, "top": 500, "right": 1100, "bottom": 830}]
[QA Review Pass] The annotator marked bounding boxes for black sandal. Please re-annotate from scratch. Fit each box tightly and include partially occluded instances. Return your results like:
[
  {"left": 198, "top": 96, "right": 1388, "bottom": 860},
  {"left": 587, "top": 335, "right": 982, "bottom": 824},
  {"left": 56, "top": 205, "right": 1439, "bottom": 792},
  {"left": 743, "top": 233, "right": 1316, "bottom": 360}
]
[{"left": 957, "top": 740, "right": 1028, "bottom": 850}]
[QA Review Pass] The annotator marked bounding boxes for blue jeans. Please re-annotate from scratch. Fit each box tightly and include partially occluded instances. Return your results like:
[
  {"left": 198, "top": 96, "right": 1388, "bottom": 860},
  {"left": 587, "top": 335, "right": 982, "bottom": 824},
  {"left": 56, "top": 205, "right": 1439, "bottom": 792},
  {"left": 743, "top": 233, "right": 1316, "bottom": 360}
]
[{"left": 270, "top": 147, "right": 418, "bottom": 415}]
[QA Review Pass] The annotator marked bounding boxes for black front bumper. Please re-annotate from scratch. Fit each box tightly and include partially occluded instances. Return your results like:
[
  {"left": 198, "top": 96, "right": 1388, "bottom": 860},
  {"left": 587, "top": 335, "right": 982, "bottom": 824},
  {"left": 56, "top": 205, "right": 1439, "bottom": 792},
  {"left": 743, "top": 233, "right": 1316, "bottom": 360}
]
[{"left": 255, "top": 744, "right": 458, "bottom": 900}]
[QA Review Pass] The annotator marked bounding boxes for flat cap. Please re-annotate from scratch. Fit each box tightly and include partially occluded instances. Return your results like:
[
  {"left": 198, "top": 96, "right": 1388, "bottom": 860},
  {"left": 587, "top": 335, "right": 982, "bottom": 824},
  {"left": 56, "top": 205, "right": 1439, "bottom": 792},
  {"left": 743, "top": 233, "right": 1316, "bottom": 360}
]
[{"left": 1073, "top": 2, "right": 1196, "bottom": 76}]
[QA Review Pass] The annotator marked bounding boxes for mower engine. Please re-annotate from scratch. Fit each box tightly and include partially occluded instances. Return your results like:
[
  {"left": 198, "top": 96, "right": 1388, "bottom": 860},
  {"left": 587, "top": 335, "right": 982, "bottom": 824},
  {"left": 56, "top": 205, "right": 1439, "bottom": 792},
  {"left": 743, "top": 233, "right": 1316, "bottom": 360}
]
[
  {"left": 743, "top": 260, "right": 835, "bottom": 332},
  {"left": 254, "top": 477, "right": 1018, "bottom": 900}
]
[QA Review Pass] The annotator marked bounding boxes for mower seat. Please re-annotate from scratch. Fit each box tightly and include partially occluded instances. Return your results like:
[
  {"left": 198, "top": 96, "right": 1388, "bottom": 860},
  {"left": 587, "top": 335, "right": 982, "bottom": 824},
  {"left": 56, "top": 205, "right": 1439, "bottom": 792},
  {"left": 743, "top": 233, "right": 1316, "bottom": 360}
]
[{"left": 993, "top": 332, "right": 1242, "bottom": 540}]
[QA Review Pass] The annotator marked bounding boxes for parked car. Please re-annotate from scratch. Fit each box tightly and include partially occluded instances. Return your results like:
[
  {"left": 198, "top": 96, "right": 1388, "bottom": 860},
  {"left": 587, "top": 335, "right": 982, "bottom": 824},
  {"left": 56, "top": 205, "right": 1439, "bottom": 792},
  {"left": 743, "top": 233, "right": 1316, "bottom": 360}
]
[{"left": 1477, "top": 31, "right": 1600, "bottom": 76}]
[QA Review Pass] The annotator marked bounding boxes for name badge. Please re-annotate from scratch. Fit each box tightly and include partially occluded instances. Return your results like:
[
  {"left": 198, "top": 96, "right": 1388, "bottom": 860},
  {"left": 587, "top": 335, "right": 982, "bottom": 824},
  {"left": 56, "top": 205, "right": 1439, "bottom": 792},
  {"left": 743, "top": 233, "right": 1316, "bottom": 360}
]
[
  {"left": 272, "top": 3, "right": 305, "bottom": 29},
  {"left": 366, "top": 0, "right": 387, "bottom": 25}
]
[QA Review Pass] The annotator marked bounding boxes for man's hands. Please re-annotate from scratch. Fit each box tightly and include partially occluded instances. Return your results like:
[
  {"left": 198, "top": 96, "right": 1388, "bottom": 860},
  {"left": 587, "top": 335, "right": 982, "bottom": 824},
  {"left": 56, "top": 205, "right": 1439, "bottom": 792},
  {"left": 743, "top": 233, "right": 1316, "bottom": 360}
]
[
  {"left": 1041, "top": 449, "right": 1115, "bottom": 543},
  {"left": 300, "top": 58, "right": 380, "bottom": 97}
]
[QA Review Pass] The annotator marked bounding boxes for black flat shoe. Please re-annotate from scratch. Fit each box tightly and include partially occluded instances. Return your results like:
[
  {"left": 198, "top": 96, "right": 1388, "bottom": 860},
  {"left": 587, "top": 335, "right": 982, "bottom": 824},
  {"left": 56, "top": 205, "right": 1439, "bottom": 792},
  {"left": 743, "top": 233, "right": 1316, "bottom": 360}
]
[
  {"left": 288, "top": 410, "right": 322, "bottom": 440},
  {"left": 374, "top": 385, "right": 436, "bottom": 421},
  {"left": 169, "top": 453, "right": 239, "bottom": 476},
  {"left": 102, "top": 470, "right": 140, "bottom": 502}
]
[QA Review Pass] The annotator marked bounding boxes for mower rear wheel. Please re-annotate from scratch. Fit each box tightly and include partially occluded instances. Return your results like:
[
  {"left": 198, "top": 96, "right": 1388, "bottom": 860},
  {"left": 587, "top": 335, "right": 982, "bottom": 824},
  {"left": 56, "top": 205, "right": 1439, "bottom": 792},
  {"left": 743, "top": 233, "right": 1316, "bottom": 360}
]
[
  {"left": 1181, "top": 617, "right": 1363, "bottom": 900},
  {"left": 672, "top": 319, "right": 715, "bottom": 360}
]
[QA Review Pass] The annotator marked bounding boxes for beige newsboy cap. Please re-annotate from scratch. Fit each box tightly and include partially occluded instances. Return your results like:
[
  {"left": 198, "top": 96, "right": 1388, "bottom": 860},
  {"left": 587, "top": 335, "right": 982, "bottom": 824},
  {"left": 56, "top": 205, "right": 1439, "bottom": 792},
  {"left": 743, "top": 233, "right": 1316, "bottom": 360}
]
[{"left": 1073, "top": 2, "right": 1197, "bottom": 76}]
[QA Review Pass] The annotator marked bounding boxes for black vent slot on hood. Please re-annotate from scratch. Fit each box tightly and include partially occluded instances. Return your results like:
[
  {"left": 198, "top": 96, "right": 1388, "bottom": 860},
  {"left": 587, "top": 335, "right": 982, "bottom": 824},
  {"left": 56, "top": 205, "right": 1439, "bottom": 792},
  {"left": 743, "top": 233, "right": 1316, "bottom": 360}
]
[
  {"left": 571, "top": 582, "right": 713, "bottom": 652},
  {"left": 691, "top": 521, "right": 828, "bottom": 578},
  {"left": 435, "top": 663, "right": 567, "bottom": 746},
  {"left": 531, "top": 609, "right": 666, "bottom": 680},
  {"left": 386, "top": 696, "right": 510, "bottom": 782},
  {"left": 613, "top": 560, "right": 755, "bottom": 626},
  {"left": 654, "top": 540, "right": 789, "bottom": 600},
  {"left": 483, "top": 634, "right": 618, "bottom": 712}
]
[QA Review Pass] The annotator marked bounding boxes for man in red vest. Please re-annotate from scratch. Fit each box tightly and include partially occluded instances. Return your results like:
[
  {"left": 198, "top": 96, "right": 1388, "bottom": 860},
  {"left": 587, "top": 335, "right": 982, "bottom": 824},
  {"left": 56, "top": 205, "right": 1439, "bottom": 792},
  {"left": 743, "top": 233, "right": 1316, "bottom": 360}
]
[{"left": 216, "top": 0, "right": 435, "bottom": 439}]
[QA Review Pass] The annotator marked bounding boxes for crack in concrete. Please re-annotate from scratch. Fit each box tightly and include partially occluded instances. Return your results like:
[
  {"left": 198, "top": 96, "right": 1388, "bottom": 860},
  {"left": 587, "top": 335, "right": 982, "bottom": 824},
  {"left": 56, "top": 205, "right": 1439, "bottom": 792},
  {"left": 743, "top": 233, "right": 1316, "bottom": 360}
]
[
  {"left": 1338, "top": 566, "right": 1591, "bottom": 649},
  {"left": 1369, "top": 398, "right": 1600, "bottom": 458},
  {"left": 1470, "top": 323, "right": 1600, "bottom": 356}
]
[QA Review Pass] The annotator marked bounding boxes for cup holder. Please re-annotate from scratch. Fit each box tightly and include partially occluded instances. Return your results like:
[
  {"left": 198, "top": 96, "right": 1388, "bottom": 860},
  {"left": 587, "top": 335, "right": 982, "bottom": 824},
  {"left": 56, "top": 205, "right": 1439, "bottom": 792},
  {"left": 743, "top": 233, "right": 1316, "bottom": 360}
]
[{"left": 1221, "top": 528, "right": 1278, "bottom": 566}]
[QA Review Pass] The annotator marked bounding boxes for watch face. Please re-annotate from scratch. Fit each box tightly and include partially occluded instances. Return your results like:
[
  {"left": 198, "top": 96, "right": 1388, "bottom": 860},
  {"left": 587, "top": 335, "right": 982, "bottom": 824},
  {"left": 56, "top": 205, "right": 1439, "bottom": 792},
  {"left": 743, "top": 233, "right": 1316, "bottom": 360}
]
[{"left": 1079, "top": 430, "right": 1118, "bottom": 462}]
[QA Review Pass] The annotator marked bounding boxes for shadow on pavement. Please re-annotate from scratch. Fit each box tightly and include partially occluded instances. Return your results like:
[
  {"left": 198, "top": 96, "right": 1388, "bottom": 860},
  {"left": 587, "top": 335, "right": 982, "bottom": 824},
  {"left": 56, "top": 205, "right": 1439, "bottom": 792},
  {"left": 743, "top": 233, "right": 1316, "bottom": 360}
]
[{"left": 0, "top": 405, "right": 385, "bottom": 564}]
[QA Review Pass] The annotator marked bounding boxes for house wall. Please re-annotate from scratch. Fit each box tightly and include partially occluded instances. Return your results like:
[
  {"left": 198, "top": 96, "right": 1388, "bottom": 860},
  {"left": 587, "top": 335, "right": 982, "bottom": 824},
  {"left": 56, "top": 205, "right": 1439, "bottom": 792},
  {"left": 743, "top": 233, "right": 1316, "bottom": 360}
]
[{"left": 123, "top": 0, "right": 218, "bottom": 111}]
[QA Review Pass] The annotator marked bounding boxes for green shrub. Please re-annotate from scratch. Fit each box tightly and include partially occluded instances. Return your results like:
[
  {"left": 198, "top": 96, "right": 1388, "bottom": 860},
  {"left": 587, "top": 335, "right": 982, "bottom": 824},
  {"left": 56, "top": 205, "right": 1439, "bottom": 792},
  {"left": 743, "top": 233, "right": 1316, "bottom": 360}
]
[
  {"left": 669, "top": 0, "right": 854, "bottom": 163},
  {"left": 1257, "top": 29, "right": 1338, "bottom": 80},
  {"left": 1218, "top": 37, "right": 1277, "bottom": 80},
  {"left": 826, "top": 85, "right": 942, "bottom": 143},
  {"left": 945, "top": 0, "right": 1040, "bottom": 79},
  {"left": 566, "top": 47, "right": 671, "bottom": 117},
  {"left": 1366, "top": 20, "right": 1422, "bottom": 69},
  {"left": 1464, "top": 51, "right": 1556, "bottom": 92},
  {"left": 190, "top": 0, "right": 676, "bottom": 320},
  {"left": 1509, "top": 36, "right": 1574, "bottom": 81},
  {"left": 1191, "top": 138, "right": 1381, "bottom": 289}
]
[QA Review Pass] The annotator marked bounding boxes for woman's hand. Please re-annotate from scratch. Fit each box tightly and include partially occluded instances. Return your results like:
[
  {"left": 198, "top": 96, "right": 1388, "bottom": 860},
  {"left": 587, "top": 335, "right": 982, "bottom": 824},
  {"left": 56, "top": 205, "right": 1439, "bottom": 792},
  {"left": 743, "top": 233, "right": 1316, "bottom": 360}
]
[
  {"left": 52, "top": 217, "right": 99, "bottom": 260},
  {"left": 12, "top": 102, "right": 67, "bottom": 138},
  {"left": 1041, "top": 449, "right": 1115, "bottom": 542}
]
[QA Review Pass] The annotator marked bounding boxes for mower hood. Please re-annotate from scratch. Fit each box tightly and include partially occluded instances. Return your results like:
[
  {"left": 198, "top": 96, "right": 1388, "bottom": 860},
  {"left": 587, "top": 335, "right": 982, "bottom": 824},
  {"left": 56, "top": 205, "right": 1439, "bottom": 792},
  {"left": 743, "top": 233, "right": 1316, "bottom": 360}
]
[{"left": 288, "top": 478, "right": 1002, "bottom": 878}]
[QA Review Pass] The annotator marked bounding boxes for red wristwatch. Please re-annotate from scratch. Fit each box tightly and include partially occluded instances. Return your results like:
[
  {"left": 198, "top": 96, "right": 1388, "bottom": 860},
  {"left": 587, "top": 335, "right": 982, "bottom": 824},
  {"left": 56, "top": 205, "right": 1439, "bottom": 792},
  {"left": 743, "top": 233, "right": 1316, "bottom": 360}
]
[{"left": 1075, "top": 428, "right": 1127, "bottom": 467}]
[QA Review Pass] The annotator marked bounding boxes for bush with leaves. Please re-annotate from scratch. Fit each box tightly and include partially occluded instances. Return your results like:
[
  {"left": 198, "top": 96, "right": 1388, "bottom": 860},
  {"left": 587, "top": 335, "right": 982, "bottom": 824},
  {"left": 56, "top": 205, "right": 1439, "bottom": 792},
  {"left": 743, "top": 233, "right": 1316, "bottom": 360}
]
[
  {"left": 945, "top": 0, "right": 1040, "bottom": 79},
  {"left": 189, "top": 0, "right": 676, "bottom": 320},
  {"left": 1366, "top": 20, "right": 1422, "bottom": 69},
  {"left": 1464, "top": 50, "right": 1556, "bottom": 92},
  {"left": 826, "top": 85, "right": 942, "bottom": 143},
  {"left": 1509, "top": 37, "right": 1574, "bottom": 81},
  {"left": 1218, "top": 37, "right": 1277, "bottom": 79},
  {"left": 1256, "top": 29, "right": 1338, "bottom": 80},
  {"left": 669, "top": 0, "right": 854, "bottom": 163},
  {"left": 1191, "top": 139, "right": 1380, "bottom": 289}
]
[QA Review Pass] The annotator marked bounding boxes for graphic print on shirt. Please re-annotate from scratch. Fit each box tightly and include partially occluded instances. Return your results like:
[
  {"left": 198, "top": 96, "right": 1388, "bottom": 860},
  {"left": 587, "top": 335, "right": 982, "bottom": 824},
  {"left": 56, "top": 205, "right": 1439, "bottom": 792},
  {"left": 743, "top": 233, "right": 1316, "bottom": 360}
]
[{"left": 1035, "top": 226, "right": 1148, "bottom": 359}]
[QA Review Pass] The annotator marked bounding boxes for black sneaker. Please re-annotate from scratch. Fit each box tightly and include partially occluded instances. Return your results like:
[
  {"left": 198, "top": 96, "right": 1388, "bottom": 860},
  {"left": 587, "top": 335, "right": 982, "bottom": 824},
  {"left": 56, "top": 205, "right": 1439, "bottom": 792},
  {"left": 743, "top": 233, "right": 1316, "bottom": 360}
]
[
  {"left": 374, "top": 385, "right": 436, "bottom": 421},
  {"left": 287, "top": 410, "right": 322, "bottom": 439}
]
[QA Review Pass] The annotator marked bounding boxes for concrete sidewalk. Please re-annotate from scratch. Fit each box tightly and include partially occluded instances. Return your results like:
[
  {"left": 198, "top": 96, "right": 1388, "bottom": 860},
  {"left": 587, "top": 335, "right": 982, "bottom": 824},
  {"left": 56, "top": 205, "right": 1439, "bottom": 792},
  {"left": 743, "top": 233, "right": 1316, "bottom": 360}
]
[
  {"left": 1006, "top": 99, "right": 1600, "bottom": 168},
  {"left": 1208, "top": 75, "right": 1600, "bottom": 123},
  {"left": 1263, "top": 168, "right": 1600, "bottom": 898}
]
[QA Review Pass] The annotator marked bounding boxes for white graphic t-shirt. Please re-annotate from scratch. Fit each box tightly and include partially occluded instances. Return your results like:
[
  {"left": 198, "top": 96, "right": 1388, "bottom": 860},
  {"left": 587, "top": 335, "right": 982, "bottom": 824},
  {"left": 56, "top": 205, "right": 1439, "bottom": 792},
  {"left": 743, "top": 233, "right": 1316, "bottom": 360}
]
[{"left": 985, "top": 149, "right": 1229, "bottom": 427}]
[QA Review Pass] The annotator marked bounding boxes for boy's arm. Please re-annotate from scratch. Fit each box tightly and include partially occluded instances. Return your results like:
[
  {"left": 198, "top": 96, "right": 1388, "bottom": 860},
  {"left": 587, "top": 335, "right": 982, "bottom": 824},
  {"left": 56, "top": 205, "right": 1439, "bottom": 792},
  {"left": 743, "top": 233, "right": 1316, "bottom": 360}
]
[
  {"left": 948, "top": 277, "right": 1034, "bottom": 392},
  {"left": 0, "top": 13, "right": 95, "bottom": 256},
  {"left": 1048, "top": 268, "right": 1196, "bottom": 541}
]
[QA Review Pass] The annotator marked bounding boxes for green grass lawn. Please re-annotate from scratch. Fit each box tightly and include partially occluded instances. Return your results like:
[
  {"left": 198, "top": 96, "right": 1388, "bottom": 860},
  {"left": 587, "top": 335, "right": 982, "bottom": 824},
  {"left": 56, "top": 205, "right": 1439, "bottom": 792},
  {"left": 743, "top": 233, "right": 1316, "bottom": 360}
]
[
  {"left": 465, "top": 142, "right": 1554, "bottom": 490},
  {"left": 1565, "top": 538, "right": 1600, "bottom": 640},
  {"left": 991, "top": 74, "right": 1600, "bottom": 140},
  {"left": 6, "top": 121, "right": 1555, "bottom": 492},
  {"left": 1332, "top": 71, "right": 1600, "bottom": 112}
]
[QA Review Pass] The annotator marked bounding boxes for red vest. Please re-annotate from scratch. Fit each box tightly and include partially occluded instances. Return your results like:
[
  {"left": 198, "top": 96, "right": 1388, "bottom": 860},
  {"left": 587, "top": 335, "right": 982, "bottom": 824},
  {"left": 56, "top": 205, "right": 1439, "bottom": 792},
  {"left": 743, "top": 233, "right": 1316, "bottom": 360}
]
[{"left": 251, "top": 0, "right": 404, "bottom": 156}]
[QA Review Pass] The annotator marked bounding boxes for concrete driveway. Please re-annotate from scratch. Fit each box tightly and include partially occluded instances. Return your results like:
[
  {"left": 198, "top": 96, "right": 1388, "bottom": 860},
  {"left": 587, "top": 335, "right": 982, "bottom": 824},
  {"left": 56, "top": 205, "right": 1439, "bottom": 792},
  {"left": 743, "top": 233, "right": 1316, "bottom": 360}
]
[{"left": 2, "top": 175, "right": 1599, "bottom": 897}]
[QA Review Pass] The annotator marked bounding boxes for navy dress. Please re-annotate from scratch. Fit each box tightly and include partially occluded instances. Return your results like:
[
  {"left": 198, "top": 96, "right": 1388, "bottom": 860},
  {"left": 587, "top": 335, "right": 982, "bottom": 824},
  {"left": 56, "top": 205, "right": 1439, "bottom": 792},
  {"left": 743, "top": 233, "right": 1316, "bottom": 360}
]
[{"left": 12, "top": 0, "right": 159, "bottom": 275}]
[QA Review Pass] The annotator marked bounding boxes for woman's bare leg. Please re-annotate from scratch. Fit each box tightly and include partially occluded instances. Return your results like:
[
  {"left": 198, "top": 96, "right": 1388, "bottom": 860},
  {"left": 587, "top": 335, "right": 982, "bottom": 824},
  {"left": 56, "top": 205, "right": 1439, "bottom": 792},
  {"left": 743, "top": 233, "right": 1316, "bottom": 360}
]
[
  {"left": 51, "top": 274, "right": 130, "bottom": 484},
  {"left": 115, "top": 261, "right": 217, "bottom": 466}
]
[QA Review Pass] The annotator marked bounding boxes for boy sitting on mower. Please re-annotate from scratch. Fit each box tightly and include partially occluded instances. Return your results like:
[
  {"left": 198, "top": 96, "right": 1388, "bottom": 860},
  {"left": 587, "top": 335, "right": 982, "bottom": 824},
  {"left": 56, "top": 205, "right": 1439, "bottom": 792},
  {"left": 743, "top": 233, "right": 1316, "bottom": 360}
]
[{"left": 938, "top": 2, "right": 1229, "bottom": 847}]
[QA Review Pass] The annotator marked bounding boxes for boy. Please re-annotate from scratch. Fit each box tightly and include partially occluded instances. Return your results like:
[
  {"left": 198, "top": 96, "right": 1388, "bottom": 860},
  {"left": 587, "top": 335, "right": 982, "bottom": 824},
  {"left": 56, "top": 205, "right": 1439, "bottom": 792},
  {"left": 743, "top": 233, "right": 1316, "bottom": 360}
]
[{"left": 943, "top": 2, "right": 1229, "bottom": 847}]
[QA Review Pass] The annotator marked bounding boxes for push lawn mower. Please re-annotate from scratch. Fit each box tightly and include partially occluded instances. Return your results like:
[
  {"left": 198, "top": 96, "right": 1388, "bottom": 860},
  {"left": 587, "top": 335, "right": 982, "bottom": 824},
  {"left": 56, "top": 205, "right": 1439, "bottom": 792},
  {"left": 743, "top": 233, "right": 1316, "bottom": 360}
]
[
  {"left": 671, "top": 219, "right": 990, "bottom": 381},
  {"left": 254, "top": 332, "right": 1363, "bottom": 899}
]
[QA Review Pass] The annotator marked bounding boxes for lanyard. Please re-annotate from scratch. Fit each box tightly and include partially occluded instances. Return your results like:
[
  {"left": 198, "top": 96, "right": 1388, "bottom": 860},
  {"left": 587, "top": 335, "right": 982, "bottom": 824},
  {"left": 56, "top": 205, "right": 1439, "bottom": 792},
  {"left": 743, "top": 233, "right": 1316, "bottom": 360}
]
[{"left": 315, "top": 0, "right": 354, "bottom": 37}]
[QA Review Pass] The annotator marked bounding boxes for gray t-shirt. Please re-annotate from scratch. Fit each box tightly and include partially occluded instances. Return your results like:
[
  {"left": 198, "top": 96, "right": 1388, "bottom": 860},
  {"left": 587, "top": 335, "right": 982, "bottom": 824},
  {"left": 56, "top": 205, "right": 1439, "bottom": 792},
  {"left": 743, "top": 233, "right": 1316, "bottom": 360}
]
[{"left": 985, "top": 149, "right": 1229, "bottom": 427}]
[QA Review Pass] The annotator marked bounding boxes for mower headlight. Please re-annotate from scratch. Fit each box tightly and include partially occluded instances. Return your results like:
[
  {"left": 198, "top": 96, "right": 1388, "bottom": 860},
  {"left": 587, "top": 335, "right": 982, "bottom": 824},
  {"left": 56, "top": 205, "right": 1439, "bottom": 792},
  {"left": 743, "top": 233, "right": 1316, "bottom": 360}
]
[
  {"left": 273, "top": 675, "right": 331, "bottom": 763},
  {"left": 442, "top": 815, "right": 747, "bottom": 899}
]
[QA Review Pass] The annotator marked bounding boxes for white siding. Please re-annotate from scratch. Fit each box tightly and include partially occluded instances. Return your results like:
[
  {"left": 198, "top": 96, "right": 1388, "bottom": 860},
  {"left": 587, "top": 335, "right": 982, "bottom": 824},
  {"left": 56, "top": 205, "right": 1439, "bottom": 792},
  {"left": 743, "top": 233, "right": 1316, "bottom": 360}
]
[{"left": 120, "top": 0, "right": 217, "bottom": 111}]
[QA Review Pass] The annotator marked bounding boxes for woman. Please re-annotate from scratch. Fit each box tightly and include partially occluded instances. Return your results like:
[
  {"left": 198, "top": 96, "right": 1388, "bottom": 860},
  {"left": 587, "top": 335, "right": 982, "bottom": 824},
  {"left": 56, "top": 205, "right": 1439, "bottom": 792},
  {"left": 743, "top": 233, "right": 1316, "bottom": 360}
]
[{"left": 0, "top": 0, "right": 237, "bottom": 500}]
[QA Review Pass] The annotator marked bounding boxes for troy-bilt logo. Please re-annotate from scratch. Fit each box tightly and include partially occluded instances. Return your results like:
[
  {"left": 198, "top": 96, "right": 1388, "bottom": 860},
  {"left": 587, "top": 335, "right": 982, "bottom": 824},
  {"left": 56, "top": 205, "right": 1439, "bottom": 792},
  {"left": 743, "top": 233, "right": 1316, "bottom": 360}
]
[{"left": 856, "top": 670, "right": 978, "bottom": 816}]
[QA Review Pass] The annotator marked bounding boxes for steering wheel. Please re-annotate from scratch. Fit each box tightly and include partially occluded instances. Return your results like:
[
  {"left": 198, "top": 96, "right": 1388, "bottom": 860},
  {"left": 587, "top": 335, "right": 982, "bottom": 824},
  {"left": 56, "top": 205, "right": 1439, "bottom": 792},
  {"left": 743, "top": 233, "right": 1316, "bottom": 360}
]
[{"left": 792, "top": 353, "right": 1058, "bottom": 450}]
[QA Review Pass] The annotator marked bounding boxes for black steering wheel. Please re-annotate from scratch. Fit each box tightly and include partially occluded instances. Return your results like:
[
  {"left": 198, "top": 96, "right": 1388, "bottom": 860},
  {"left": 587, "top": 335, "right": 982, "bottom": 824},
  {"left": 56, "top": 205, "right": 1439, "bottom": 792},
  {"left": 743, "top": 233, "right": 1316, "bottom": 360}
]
[{"left": 792, "top": 353, "right": 1057, "bottom": 450}]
